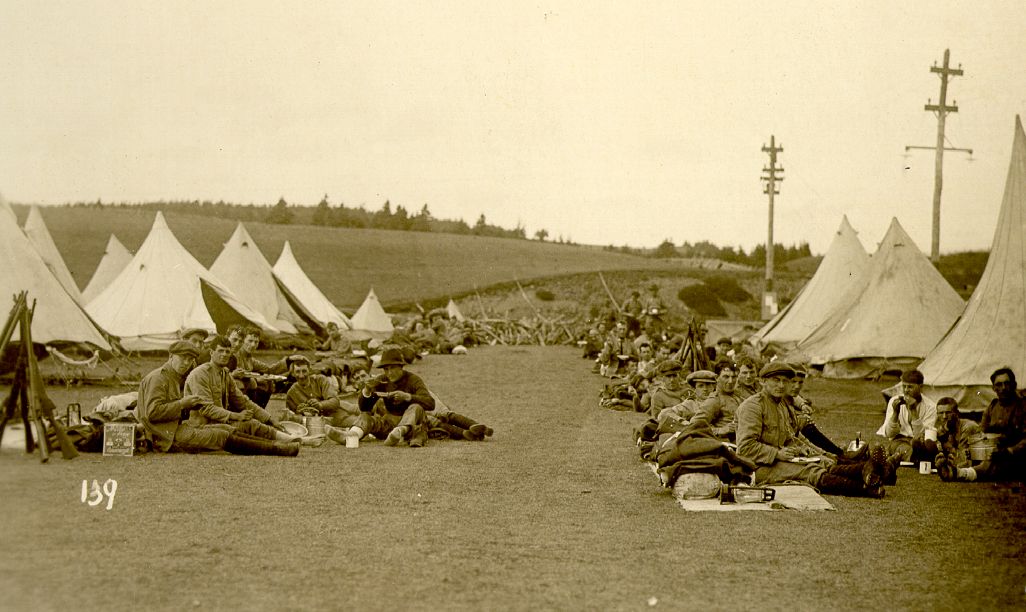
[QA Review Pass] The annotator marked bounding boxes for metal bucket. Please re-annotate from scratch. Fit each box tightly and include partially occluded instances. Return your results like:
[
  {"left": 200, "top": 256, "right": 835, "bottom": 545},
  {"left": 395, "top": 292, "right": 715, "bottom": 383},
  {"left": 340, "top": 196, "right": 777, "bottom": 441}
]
[{"left": 303, "top": 415, "right": 325, "bottom": 437}]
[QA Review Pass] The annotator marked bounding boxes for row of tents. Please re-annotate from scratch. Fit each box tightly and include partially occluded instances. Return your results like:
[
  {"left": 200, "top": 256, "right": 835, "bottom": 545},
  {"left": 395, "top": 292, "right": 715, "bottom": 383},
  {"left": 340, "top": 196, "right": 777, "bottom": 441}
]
[
  {"left": 752, "top": 116, "right": 1026, "bottom": 409},
  {"left": 1, "top": 204, "right": 401, "bottom": 353}
]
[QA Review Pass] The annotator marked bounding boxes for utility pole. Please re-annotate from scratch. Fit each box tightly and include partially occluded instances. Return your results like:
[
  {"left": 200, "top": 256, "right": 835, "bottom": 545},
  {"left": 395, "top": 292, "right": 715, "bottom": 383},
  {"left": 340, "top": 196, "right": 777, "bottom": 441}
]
[
  {"left": 761, "top": 135, "right": 783, "bottom": 320},
  {"left": 905, "top": 49, "right": 972, "bottom": 264}
]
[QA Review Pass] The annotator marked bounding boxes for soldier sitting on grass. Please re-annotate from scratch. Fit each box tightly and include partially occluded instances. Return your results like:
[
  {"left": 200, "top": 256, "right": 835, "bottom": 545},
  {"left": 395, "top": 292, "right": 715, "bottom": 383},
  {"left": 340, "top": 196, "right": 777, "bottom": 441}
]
[
  {"left": 284, "top": 355, "right": 361, "bottom": 433},
  {"left": 736, "top": 362, "right": 888, "bottom": 498},
  {"left": 328, "top": 348, "right": 434, "bottom": 447},
  {"left": 137, "top": 341, "right": 300, "bottom": 456}
]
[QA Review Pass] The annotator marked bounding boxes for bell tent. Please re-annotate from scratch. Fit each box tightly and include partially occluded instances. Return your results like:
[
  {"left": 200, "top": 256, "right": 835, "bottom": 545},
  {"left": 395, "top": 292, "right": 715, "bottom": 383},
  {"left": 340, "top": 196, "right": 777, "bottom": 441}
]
[
  {"left": 350, "top": 288, "right": 394, "bottom": 334},
  {"left": 23, "top": 206, "right": 83, "bottom": 304},
  {"left": 752, "top": 216, "right": 870, "bottom": 351},
  {"left": 81, "top": 234, "right": 134, "bottom": 304},
  {"left": 0, "top": 205, "right": 110, "bottom": 350},
  {"left": 271, "top": 240, "right": 352, "bottom": 330},
  {"left": 920, "top": 116, "right": 1026, "bottom": 409},
  {"left": 791, "top": 218, "right": 964, "bottom": 378},
  {"left": 209, "top": 223, "right": 323, "bottom": 336},
  {"left": 86, "top": 213, "right": 281, "bottom": 351}
]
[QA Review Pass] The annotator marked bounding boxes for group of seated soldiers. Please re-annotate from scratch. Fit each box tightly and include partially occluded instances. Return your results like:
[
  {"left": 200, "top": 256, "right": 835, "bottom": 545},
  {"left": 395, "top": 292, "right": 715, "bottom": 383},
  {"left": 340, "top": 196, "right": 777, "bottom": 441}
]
[
  {"left": 134, "top": 320, "right": 492, "bottom": 457},
  {"left": 585, "top": 310, "right": 1025, "bottom": 498}
]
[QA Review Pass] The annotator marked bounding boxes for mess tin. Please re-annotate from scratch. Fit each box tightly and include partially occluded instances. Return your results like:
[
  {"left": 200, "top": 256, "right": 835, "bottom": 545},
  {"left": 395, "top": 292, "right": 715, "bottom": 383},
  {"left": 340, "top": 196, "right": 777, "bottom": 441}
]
[{"left": 722, "top": 485, "right": 776, "bottom": 504}]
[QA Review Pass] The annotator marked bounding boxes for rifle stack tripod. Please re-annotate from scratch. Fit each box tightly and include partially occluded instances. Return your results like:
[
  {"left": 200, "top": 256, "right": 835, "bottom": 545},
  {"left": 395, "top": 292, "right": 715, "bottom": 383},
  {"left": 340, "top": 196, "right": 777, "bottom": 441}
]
[{"left": 0, "top": 292, "right": 78, "bottom": 461}]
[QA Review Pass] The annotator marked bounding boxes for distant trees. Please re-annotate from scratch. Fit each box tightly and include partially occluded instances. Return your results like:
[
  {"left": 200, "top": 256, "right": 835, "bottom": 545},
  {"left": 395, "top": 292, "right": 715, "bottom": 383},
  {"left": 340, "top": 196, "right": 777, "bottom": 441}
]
[{"left": 265, "top": 197, "right": 294, "bottom": 224}]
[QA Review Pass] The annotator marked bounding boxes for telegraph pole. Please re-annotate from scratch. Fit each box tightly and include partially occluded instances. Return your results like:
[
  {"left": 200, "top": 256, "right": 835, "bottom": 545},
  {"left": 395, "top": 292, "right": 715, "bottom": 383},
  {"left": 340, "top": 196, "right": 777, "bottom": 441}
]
[
  {"left": 905, "top": 49, "right": 972, "bottom": 264},
  {"left": 761, "top": 135, "right": 783, "bottom": 320}
]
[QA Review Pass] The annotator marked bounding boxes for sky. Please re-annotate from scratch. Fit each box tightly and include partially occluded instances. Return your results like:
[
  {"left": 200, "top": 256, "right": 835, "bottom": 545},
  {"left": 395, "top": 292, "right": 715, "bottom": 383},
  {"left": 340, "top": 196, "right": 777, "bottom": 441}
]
[{"left": 1, "top": 1, "right": 1024, "bottom": 255}]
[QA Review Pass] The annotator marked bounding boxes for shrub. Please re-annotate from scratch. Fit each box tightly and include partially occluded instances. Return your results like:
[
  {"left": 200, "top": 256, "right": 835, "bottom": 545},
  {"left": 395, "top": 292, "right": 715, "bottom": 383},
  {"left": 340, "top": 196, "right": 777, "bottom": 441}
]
[
  {"left": 677, "top": 284, "right": 726, "bottom": 316},
  {"left": 535, "top": 289, "right": 555, "bottom": 302},
  {"left": 702, "top": 275, "right": 753, "bottom": 303}
]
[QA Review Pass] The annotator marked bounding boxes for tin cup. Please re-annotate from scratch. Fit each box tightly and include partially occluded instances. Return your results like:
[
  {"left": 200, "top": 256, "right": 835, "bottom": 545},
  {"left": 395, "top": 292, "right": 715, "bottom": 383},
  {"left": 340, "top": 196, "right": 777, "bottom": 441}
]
[
  {"left": 345, "top": 433, "right": 359, "bottom": 449},
  {"left": 919, "top": 461, "right": 931, "bottom": 475}
]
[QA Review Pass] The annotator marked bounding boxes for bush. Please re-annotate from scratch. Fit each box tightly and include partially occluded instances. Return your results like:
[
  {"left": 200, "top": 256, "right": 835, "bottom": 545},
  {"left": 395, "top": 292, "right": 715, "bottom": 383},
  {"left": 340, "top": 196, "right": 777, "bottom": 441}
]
[
  {"left": 702, "top": 275, "right": 753, "bottom": 303},
  {"left": 535, "top": 289, "right": 555, "bottom": 302},
  {"left": 677, "top": 284, "right": 726, "bottom": 316}
]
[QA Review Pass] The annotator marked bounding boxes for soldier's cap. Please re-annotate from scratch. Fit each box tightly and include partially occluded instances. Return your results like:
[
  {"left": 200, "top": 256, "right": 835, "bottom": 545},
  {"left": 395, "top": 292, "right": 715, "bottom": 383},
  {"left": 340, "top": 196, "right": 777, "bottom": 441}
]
[
  {"left": 287, "top": 354, "right": 312, "bottom": 366},
  {"left": 654, "top": 360, "right": 683, "bottom": 376},
  {"left": 686, "top": 370, "right": 717, "bottom": 385},
  {"left": 168, "top": 341, "right": 199, "bottom": 359},
  {"left": 759, "top": 362, "right": 796, "bottom": 379},
  {"left": 377, "top": 348, "right": 407, "bottom": 368},
  {"left": 179, "top": 327, "right": 209, "bottom": 341}
]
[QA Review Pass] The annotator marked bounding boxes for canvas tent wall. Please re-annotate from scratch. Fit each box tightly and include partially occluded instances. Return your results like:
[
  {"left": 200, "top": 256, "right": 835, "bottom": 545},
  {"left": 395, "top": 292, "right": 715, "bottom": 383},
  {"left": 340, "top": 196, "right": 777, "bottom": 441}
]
[
  {"left": 210, "top": 223, "right": 322, "bottom": 336},
  {"left": 23, "top": 206, "right": 83, "bottom": 304},
  {"left": 350, "top": 288, "right": 394, "bottom": 334},
  {"left": 272, "top": 240, "right": 352, "bottom": 330},
  {"left": 446, "top": 299, "right": 466, "bottom": 322},
  {"left": 0, "top": 204, "right": 110, "bottom": 350},
  {"left": 86, "top": 212, "right": 281, "bottom": 351},
  {"left": 790, "top": 218, "right": 964, "bottom": 379},
  {"left": 81, "top": 234, "right": 133, "bottom": 304},
  {"left": 920, "top": 116, "right": 1026, "bottom": 410},
  {"left": 752, "top": 216, "right": 870, "bottom": 351}
]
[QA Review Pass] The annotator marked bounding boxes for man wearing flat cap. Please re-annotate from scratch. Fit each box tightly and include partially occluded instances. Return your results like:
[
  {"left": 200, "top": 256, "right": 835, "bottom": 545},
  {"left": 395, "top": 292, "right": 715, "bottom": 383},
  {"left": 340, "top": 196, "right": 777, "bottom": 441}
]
[
  {"left": 136, "top": 341, "right": 299, "bottom": 456},
  {"left": 656, "top": 369, "right": 716, "bottom": 429},
  {"left": 336, "top": 347, "right": 434, "bottom": 447},
  {"left": 736, "top": 362, "right": 888, "bottom": 497},
  {"left": 876, "top": 369, "right": 938, "bottom": 464}
]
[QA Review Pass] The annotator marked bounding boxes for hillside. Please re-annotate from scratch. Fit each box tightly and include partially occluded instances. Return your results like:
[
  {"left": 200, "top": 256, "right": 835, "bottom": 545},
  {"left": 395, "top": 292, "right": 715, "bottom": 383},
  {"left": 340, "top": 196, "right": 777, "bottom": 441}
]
[{"left": 15, "top": 206, "right": 750, "bottom": 311}]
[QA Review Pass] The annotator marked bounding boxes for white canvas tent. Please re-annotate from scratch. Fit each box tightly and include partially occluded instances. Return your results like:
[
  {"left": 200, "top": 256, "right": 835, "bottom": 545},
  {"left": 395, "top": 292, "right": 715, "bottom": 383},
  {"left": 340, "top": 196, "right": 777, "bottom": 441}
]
[
  {"left": 23, "top": 206, "right": 83, "bottom": 304},
  {"left": 210, "top": 223, "right": 322, "bottom": 336},
  {"left": 791, "top": 218, "right": 964, "bottom": 378},
  {"left": 350, "top": 288, "right": 394, "bottom": 334},
  {"left": 86, "top": 213, "right": 281, "bottom": 351},
  {"left": 272, "top": 240, "right": 352, "bottom": 330},
  {"left": 446, "top": 298, "right": 466, "bottom": 322},
  {"left": 81, "top": 234, "right": 133, "bottom": 304},
  {"left": 752, "top": 216, "right": 870, "bottom": 350},
  {"left": 920, "top": 116, "right": 1026, "bottom": 409},
  {"left": 0, "top": 205, "right": 110, "bottom": 349}
]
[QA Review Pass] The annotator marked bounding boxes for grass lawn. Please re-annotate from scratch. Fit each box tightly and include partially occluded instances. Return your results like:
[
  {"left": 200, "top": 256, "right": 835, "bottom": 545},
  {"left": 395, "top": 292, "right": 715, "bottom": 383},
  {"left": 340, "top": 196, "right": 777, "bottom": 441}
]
[{"left": 2, "top": 346, "right": 1025, "bottom": 611}]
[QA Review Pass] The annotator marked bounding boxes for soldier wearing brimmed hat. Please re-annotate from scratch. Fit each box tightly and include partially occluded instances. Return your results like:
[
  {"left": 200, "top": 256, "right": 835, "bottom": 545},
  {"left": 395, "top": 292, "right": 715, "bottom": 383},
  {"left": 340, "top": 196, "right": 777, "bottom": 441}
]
[
  {"left": 136, "top": 341, "right": 300, "bottom": 456},
  {"left": 330, "top": 348, "right": 434, "bottom": 447},
  {"left": 735, "top": 361, "right": 889, "bottom": 498}
]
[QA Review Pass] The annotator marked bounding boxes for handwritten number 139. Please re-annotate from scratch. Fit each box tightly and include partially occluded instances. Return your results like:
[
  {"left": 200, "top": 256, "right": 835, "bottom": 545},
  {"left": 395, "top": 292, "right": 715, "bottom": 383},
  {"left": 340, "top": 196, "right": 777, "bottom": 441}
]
[{"left": 81, "top": 479, "right": 117, "bottom": 510}]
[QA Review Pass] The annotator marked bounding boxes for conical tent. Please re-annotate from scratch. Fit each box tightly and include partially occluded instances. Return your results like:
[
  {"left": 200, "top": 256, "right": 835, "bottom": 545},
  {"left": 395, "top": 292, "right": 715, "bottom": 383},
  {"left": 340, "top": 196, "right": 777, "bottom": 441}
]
[
  {"left": 792, "top": 218, "right": 964, "bottom": 378},
  {"left": 210, "top": 223, "right": 322, "bottom": 336},
  {"left": 86, "top": 212, "right": 281, "bottom": 351},
  {"left": 921, "top": 116, "right": 1026, "bottom": 409},
  {"left": 272, "top": 241, "right": 352, "bottom": 330},
  {"left": 81, "top": 234, "right": 133, "bottom": 304},
  {"left": 350, "top": 288, "right": 394, "bottom": 333},
  {"left": 0, "top": 207, "right": 110, "bottom": 349},
  {"left": 752, "top": 216, "right": 870, "bottom": 350},
  {"left": 23, "top": 206, "right": 83, "bottom": 303},
  {"left": 446, "top": 298, "right": 466, "bottom": 322}
]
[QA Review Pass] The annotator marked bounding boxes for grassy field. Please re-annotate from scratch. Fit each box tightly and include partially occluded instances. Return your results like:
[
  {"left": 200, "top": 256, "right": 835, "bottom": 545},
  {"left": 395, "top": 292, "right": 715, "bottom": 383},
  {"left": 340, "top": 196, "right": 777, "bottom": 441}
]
[
  {"left": 2, "top": 346, "right": 1024, "bottom": 611},
  {"left": 14, "top": 206, "right": 712, "bottom": 311}
]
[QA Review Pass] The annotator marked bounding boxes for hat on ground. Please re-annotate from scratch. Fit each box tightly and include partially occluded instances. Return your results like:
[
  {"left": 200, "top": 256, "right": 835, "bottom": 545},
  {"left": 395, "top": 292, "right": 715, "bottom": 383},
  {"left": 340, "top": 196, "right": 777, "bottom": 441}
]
[
  {"left": 686, "top": 370, "right": 717, "bottom": 386},
  {"left": 376, "top": 348, "right": 406, "bottom": 368},
  {"left": 287, "top": 354, "right": 311, "bottom": 366},
  {"left": 179, "top": 327, "right": 209, "bottom": 341},
  {"left": 759, "top": 362, "right": 796, "bottom": 379},
  {"left": 900, "top": 369, "right": 925, "bottom": 385},
  {"left": 168, "top": 341, "right": 199, "bottom": 359}
]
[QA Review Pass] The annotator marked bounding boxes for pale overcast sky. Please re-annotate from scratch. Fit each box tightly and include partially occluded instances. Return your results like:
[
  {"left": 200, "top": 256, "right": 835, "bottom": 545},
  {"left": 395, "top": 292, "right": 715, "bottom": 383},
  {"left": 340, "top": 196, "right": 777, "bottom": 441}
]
[{"left": 2, "top": 1, "right": 1024, "bottom": 254}]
